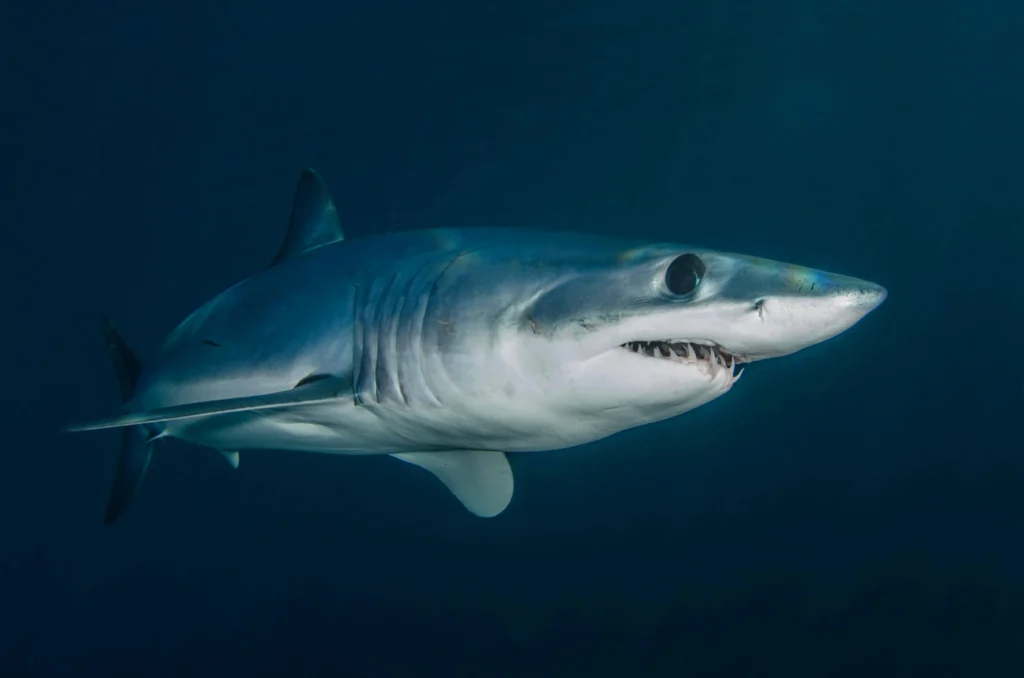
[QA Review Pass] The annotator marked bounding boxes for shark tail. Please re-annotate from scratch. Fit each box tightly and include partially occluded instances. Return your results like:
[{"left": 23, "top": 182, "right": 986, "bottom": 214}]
[{"left": 100, "top": 316, "right": 155, "bottom": 525}]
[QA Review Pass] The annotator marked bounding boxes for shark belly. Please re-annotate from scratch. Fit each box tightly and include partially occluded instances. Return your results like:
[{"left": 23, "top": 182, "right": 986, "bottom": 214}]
[{"left": 164, "top": 405, "right": 380, "bottom": 454}]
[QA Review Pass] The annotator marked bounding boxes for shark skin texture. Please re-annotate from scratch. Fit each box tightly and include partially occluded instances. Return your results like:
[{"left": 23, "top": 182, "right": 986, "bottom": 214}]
[{"left": 69, "top": 170, "right": 887, "bottom": 523}]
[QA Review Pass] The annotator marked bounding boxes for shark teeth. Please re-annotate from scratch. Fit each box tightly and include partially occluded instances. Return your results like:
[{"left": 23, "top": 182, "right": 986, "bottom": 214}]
[{"left": 619, "top": 340, "right": 744, "bottom": 382}]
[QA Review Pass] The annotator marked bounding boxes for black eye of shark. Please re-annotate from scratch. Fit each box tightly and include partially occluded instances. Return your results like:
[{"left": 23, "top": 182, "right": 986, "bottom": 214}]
[{"left": 665, "top": 254, "right": 705, "bottom": 296}]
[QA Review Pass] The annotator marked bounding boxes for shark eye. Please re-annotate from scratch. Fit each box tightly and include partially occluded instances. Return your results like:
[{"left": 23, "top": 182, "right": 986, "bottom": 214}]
[{"left": 665, "top": 254, "right": 705, "bottom": 296}]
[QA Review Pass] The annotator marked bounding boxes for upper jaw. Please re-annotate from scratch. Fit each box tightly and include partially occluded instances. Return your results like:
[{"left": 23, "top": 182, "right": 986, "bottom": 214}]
[
  {"left": 616, "top": 339, "right": 747, "bottom": 385},
  {"left": 618, "top": 338, "right": 753, "bottom": 365}
]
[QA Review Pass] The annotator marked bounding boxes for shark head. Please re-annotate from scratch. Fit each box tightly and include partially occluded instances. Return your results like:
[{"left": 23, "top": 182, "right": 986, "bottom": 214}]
[
  {"left": 471, "top": 241, "right": 888, "bottom": 438},
  {"left": 417, "top": 233, "right": 886, "bottom": 450}
]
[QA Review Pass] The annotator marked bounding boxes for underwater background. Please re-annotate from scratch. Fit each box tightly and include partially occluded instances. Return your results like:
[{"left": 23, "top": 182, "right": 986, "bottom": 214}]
[{"left": 2, "top": 1, "right": 1022, "bottom": 675}]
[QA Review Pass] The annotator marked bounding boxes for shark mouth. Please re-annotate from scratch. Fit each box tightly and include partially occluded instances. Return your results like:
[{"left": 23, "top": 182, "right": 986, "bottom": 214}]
[{"left": 619, "top": 340, "right": 746, "bottom": 381}]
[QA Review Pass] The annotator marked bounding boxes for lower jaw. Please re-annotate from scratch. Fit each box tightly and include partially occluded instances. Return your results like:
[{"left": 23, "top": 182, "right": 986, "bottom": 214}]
[{"left": 614, "top": 344, "right": 746, "bottom": 390}]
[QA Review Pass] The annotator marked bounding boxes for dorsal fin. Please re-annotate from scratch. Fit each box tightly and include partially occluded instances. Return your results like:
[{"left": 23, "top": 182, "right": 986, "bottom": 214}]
[{"left": 270, "top": 169, "right": 344, "bottom": 267}]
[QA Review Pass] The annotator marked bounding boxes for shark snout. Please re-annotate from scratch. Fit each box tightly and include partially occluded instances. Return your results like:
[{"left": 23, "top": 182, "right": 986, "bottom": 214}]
[
  {"left": 826, "top": 277, "right": 887, "bottom": 315},
  {"left": 710, "top": 258, "right": 888, "bottom": 361},
  {"left": 756, "top": 272, "right": 887, "bottom": 358}
]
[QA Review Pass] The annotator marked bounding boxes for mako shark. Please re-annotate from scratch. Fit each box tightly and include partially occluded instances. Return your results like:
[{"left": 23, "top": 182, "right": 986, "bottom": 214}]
[{"left": 68, "top": 170, "right": 887, "bottom": 524}]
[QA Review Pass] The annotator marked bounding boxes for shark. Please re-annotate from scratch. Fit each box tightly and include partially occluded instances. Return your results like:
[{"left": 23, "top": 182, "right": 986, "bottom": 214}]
[{"left": 68, "top": 170, "right": 887, "bottom": 524}]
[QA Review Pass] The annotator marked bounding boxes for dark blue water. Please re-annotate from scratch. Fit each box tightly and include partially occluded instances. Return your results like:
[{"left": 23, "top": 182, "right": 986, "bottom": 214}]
[{"left": 2, "top": 1, "right": 1022, "bottom": 675}]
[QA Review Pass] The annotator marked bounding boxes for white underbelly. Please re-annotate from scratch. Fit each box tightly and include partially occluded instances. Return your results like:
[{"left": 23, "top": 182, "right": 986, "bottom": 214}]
[
  {"left": 165, "top": 403, "right": 410, "bottom": 454},
  {"left": 159, "top": 390, "right": 708, "bottom": 455}
]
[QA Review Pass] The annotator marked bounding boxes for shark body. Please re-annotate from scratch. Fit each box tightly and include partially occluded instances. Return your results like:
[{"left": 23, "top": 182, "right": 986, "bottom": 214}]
[{"left": 70, "top": 170, "right": 887, "bottom": 523}]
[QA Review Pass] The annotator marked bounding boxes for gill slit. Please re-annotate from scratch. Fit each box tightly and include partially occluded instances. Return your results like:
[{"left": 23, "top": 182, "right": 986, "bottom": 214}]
[
  {"left": 371, "top": 271, "right": 399, "bottom": 403},
  {"left": 418, "top": 249, "right": 481, "bottom": 408}
]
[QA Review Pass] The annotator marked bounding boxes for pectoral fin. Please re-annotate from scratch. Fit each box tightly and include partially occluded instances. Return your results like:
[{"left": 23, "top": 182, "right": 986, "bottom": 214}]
[
  {"left": 66, "top": 377, "right": 347, "bottom": 433},
  {"left": 391, "top": 450, "right": 514, "bottom": 518}
]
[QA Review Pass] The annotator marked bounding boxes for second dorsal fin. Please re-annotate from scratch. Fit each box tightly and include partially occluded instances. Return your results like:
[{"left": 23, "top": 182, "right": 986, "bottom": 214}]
[{"left": 270, "top": 169, "right": 344, "bottom": 267}]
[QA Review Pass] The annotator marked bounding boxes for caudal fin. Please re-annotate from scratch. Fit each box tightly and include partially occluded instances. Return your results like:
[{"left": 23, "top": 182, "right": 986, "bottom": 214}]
[{"left": 99, "top": 316, "right": 154, "bottom": 525}]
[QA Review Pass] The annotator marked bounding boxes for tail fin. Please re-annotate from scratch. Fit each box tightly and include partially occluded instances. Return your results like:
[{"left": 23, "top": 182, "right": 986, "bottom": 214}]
[{"left": 100, "top": 316, "right": 154, "bottom": 525}]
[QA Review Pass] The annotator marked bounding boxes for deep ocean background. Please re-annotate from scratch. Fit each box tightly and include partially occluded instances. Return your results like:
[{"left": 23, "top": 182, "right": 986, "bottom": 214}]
[{"left": 2, "top": 1, "right": 1023, "bottom": 675}]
